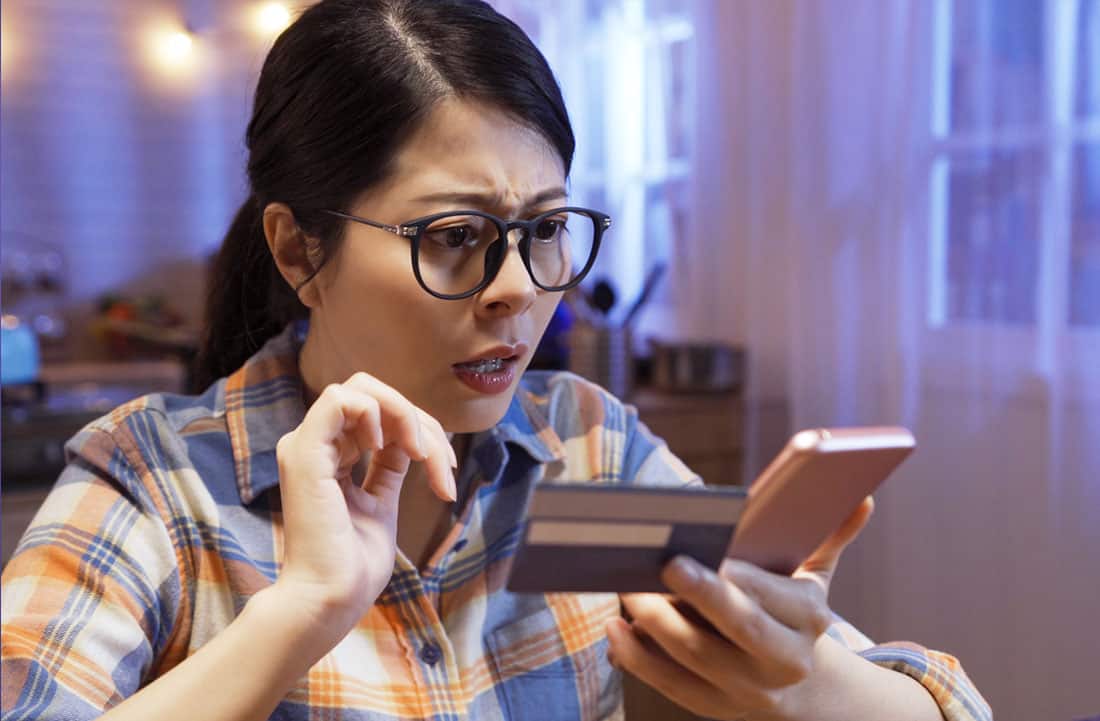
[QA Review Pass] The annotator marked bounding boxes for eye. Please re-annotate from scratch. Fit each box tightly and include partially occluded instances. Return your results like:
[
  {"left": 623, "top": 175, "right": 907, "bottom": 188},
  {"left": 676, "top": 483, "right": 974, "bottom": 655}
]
[
  {"left": 534, "top": 217, "right": 566, "bottom": 242},
  {"left": 425, "top": 224, "right": 478, "bottom": 249}
]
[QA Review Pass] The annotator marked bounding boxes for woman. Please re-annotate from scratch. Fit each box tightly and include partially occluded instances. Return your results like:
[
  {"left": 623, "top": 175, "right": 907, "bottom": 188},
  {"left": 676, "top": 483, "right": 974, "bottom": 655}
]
[{"left": 0, "top": 1, "right": 990, "bottom": 720}]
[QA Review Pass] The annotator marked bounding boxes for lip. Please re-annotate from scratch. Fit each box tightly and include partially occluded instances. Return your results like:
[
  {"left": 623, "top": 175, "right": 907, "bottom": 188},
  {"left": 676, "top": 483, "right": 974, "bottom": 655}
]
[{"left": 455, "top": 342, "right": 530, "bottom": 366}]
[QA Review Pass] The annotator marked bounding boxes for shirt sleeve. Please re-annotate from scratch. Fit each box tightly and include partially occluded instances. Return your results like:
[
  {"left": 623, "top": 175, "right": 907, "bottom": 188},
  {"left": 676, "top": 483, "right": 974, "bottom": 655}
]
[
  {"left": 827, "top": 618, "right": 992, "bottom": 721},
  {"left": 618, "top": 403, "right": 702, "bottom": 489},
  {"left": 619, "top": 403, "right": 992, "bottom": 721},
  {"left": 1, "top": 425, "right": 182, "bottom": 720}
]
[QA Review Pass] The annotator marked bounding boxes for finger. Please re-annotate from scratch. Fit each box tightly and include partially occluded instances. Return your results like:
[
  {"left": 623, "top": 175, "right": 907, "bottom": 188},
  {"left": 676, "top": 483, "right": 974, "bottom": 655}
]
[
  {"left": 796, "top": 496, "right": 875, "bottom": 593},
  {"left": 346, "top": 394, "right": 384, "bottom": 455},
  {"left": 345, "top": 373, "right": 454, "bottom": 502},
  {"left": 416, "top": 408, "right": 458, "bottom": 469},
  {"left": 660, "top": 557, "right": 813, "bottom": 679},
  {"left": 716, "top": 560, "right": 832, "bottom": 635},
  {"left": 295, "top": 382, "right": 374, "bottom": 451},
  {"left": 619, "top": 593, "right": 762, "bottom": 694},
  {"left": 361, "top": 442, "right": 414, "bottom": 505},
  {"left": 306, "top": 385, "right": 384, "bottom": 481},
  {"left": 416, "top": 415, "right": 457, "bottom": 502},
  {"left": 605, "top": 617, "right": 728, "bottom": 719},
  {"left": 344, "top": 372, "right": 426, "bottom": 461},
  {"left": 334, "top": 396, "right": 382, "bottom": 481}
]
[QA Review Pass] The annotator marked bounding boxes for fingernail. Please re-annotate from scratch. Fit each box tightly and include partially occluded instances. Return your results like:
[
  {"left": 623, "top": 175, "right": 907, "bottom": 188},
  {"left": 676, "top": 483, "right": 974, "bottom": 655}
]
[
  {"left": 669, "top": 556, "right": 701, "bottom": 585},
  {"left": 448, "top": 470, "right": 458, "bottom": 502},
  {"left": 448, "top": 440, "right": 458, "bottom": 468}
]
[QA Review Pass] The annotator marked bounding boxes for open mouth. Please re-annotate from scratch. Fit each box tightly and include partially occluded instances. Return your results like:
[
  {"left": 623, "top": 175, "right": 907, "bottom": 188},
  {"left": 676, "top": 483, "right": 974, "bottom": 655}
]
[
  {"left": 451, "top": 346, "right": 526, "bottom": 395},
  {"left": 452, "top": 356, "right": 518, "bottom": 374}
]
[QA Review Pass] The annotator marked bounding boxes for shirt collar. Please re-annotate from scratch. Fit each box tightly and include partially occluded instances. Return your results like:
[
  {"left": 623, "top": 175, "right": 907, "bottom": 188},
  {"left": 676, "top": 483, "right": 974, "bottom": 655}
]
[
  {"left": 493, "top": 383, "right": 566, "bottom": 464},
  {"left": 224, "top": 324, "right": 308, "bottom": 504},
  {"left": 224, "top": 324, "right": 565, "bottom": 505}
]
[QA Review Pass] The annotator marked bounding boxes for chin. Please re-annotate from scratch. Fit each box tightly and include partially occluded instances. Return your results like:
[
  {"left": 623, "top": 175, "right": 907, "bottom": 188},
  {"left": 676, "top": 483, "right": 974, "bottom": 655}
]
[{"left": 436, "top": 393, "right": 516, "bottom": 435}]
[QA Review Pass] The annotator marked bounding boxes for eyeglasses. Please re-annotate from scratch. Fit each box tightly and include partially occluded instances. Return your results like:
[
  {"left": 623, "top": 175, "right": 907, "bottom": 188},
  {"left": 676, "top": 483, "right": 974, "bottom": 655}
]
[{"left": 321, "top": 206, "right": 611, "bottom": 300}]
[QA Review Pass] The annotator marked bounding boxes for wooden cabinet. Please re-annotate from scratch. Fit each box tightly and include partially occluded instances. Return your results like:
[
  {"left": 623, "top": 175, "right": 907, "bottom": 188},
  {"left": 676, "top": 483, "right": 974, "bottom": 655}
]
[{"left": 631, "top": 388, "right": 746, "bottom": 487}]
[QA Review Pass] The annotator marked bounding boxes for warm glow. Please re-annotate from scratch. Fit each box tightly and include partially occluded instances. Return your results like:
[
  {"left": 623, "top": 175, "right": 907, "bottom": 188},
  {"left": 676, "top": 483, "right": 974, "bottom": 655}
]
[
  {"left": 254, "top": 3, "right": 292, "bottom": 36},
  {"left": 145, "top": 26, "right": 197, "bottom": 80},
  {"left": 1, "top": 25, "right": 11, "bottom": 78},
  {"left": 156, "top": 31, "right": 194, "bottom": 68}
]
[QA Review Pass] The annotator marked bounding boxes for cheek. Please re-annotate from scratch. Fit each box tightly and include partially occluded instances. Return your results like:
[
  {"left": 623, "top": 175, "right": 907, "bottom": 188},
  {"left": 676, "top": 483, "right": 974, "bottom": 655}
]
[
  {"left": 531, "top": 294, "right": 563, "bottom": 341},
  {"left": 321, "top": 242, "right": 448, "bottom": 349}
]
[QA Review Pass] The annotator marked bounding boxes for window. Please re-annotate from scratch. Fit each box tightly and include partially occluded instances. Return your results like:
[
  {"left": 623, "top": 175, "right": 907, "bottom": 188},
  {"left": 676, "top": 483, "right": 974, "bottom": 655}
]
[
  {"left": 928, "top": 0, "right": 1100, "bottom": 336},
  {"left": 491, "top": 0, "right": 696, "bottom": 316}
]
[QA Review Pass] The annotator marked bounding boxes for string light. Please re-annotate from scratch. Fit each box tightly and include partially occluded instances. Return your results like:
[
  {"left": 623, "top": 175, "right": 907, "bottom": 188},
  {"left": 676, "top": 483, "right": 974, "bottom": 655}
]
[
  {"left": 144, "top": 25, "right": 198, "bottom": 81},
  {"left": 159, "top": 31, "right": 194, "bottom": 66},
  {"left": 254, "top": 3, "right": 292, "bottom": 36}
]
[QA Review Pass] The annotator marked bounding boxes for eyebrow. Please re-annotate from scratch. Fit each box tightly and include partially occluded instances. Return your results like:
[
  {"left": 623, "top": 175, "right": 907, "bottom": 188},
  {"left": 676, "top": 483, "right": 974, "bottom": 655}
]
[{"left": 411, "top": 186, "right": 569, "bottom": 211}]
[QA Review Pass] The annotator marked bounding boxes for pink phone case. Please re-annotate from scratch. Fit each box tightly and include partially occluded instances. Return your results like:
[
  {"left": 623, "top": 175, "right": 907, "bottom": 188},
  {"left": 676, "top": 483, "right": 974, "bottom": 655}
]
[{"left": 727, "top": 427, "right": 915, "bottom": 575}]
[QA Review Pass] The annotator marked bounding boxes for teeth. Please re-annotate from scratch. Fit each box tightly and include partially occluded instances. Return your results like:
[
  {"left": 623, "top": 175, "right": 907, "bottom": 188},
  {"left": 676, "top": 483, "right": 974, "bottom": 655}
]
[{"left": 465, "top": 357, "right": 505, "bottom": 374}]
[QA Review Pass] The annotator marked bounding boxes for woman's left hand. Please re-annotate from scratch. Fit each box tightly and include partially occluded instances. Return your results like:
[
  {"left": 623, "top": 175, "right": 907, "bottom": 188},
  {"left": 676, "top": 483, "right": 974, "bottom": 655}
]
[{"left": 607, "top": 497, "right": 874, "bottom": 721}]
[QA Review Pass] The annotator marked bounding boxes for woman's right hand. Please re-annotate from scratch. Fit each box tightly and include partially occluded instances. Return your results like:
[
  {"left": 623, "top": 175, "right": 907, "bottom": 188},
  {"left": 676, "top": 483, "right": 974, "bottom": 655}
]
[{"left": 271, "top": 371, "right": 457, "bottom": 641}]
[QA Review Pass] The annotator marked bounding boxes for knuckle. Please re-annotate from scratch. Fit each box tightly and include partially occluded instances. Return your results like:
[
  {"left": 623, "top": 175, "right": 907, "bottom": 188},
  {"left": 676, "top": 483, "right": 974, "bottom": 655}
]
[
  {"left": 732, "top": 574, "right": 761, "bottom": 603},
  {"left": 348, "top": 371, "right": 372, "bottom": 385},
  {"left": 797, "top": 582, "right": 832, "bottom": 634},
  {"left": 737, "top": 607, "right": 770, "bottom": 649},
  {"left": 774, "top": 653, "right": 815, "bottom": 686},
  {"left": 682, "top": 635, "right": 710, "bottom": 671},
  {"left": 754, "top": 686, "right": 784, "bottom": 712},
  {"left": 628, "top": 605, "right": 661, "bottom": 634},
  {"left": 275, "top": 432, "right": 295, "bottom": 457},
  {"left": 360, "top": 394, "right": 381, "bottom": 416},
  {"left": 696, "top": 573, "right": 726, "bottom": 609},
  {"left": 792, "top": 653, "right": 815, "bottom": 680},
  {"left": 809, "top": 604, "right": 832, "bottom": 635}
]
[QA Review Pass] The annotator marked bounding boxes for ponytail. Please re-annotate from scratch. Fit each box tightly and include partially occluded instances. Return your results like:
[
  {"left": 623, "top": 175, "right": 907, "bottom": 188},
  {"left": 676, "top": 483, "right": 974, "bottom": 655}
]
[{"left": 191, "top": 196, "right": 306, "bottom": 392}]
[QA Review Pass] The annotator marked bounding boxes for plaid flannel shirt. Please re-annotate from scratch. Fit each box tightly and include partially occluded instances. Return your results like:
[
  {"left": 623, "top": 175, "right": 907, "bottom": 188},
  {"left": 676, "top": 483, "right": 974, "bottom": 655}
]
[{"left": 1, "top": 325, "right": 991, "bottom": 720}]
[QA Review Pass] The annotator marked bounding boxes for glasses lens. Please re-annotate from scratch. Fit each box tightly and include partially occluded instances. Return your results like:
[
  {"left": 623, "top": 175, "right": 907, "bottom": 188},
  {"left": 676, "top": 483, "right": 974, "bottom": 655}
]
[
  {"left": 527, "top": 210, "right": 597, "bottom": 289},
  {"left": 416, "top": 213, "right": 499, "bottom": 296},
  {"left": 414, "top": 210, "right": 601, "bottom": 296}
]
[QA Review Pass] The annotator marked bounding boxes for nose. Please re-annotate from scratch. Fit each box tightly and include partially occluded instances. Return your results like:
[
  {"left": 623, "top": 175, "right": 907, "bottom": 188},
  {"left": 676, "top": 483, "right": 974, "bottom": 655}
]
[{"left": 475, "top": 229, "right": 537, "bottom": 317}]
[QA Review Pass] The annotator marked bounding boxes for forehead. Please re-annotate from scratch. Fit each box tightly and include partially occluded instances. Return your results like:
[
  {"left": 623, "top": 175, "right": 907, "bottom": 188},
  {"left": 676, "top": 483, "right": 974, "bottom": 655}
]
[{"left": 370, "top": 98, "right": 567, "bottom": 209}]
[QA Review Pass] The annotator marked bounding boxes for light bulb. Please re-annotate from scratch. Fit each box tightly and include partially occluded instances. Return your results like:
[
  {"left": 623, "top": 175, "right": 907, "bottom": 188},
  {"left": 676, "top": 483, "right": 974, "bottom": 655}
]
[
  {"left": 154, "top": 30, "right": 194, "bottom": 69},
  {"left": 255, "top": 3, "right": 292, "bottom": 36}
]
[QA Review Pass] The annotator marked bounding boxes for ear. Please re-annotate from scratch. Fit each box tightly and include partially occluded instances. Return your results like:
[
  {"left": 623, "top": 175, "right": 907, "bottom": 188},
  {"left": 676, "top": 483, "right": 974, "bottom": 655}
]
[{"left": 263, "top": 202, "right": 323, "bottom": 308}]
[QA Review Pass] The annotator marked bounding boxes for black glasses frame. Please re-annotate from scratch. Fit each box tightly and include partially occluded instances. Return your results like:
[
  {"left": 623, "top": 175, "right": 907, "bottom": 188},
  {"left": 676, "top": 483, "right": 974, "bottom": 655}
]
[{"left": 322, "top": 206, "right": 611, "bottom": 300}]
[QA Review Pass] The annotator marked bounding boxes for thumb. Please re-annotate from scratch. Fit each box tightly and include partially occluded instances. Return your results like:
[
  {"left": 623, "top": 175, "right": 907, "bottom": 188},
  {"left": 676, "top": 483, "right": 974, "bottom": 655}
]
[{"left": 795, "top": 496, "right": 875, "bottom": 595}]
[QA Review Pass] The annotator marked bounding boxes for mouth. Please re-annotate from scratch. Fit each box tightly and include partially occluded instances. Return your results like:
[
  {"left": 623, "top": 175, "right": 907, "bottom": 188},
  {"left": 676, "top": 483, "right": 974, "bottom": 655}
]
[
  {"left": 451, "top": 343, "right": 529, "bottom": 395},
  {"left": 453, "top": 356, "right": 515, "bottom": 374}
]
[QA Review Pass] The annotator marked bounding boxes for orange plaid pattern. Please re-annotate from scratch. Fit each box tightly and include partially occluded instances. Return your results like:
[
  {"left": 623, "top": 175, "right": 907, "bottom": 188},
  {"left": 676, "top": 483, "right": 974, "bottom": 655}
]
[{"left": 2, "top": 324, "right": 990, "bottom": 720}]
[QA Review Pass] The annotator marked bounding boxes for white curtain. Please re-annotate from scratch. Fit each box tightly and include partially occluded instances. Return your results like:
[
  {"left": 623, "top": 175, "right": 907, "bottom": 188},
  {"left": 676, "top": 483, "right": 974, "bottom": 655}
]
[
  {"left": 491, "top": 0, "right": 691, "bottom": 338},
  {"left": 689, "top": 1, "right": 1100, "bottom": 720}
]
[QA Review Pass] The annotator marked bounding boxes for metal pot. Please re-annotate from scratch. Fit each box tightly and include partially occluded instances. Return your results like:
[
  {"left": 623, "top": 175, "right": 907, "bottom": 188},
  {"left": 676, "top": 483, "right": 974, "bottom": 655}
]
[{"left": 649, "top": 340, "right": 744, "bottom": 393}]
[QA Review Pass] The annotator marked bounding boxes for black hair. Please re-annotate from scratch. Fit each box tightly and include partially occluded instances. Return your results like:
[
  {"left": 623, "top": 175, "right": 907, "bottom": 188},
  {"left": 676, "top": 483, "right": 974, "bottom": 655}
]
[{"left": 192, "top": 0, "right": 574, "bottom": 391}]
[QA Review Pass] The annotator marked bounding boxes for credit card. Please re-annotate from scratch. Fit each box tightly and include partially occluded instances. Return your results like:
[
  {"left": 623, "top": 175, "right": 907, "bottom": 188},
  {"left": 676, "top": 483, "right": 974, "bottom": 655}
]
[{"left": 507, "top": 483, "right": 747, "bottom": 593}]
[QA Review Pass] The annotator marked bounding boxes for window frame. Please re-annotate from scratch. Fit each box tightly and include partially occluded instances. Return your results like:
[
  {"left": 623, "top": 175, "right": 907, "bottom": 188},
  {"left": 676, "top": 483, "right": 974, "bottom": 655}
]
[{"left": 921, "top": 0, "right": 1100, "bottom": 395}]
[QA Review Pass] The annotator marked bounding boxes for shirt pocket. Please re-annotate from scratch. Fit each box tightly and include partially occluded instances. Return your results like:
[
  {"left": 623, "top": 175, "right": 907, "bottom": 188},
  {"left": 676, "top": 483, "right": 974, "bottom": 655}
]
[{"left": 486, "top": 603, "right": 621, "bottom": 721}]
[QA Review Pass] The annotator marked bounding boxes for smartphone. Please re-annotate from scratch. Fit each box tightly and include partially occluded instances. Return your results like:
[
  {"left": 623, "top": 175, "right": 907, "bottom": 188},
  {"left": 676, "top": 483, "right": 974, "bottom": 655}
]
[
  {"left": 506, "top": 483, "right": 748, "bottom": 593},
  {"left": 727, "top": 426, "right": 915, "bottom": 575}
]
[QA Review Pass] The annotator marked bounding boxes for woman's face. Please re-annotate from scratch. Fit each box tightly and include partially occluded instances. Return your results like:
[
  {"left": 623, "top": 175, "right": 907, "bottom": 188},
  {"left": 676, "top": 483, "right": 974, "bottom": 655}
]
[{"left": 302, "top": 98, "right": 568, "bottom": 433}]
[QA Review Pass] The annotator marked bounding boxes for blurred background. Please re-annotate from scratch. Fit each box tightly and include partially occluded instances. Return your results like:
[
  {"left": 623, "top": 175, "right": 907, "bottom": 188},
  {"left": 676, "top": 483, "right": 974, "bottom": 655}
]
[{"left": 1, "top": 1, "right": 1098, "bottom": 719}]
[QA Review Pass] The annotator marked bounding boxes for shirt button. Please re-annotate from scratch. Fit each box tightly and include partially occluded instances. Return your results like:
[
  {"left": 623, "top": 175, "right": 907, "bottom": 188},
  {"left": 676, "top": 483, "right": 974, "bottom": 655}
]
[
  {"left": 419, "top": 642, "right": 442, "bottom": 666},
  {"left": 452, "top": 539, "right": 468, "bottom": 552}
]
